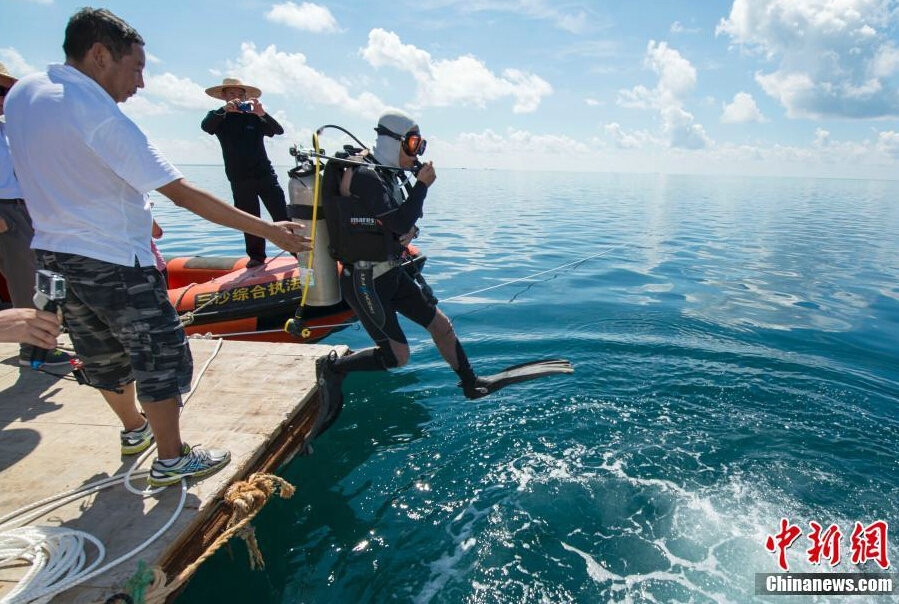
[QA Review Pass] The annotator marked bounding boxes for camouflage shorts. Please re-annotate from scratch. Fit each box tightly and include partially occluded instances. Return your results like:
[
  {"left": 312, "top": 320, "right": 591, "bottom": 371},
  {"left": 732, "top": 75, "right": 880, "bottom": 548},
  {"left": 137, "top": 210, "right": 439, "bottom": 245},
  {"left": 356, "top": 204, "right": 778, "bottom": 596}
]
[{"left": 36, "top": 250, "right": 193, "bottom": 403}]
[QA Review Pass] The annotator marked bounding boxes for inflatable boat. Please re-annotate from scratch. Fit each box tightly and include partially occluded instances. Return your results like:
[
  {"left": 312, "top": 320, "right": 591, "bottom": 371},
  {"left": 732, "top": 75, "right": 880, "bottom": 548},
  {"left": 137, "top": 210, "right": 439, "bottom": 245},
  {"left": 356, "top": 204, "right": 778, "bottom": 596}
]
[{"left": 165, "top": 255, "right": 354, "bottom": 343}]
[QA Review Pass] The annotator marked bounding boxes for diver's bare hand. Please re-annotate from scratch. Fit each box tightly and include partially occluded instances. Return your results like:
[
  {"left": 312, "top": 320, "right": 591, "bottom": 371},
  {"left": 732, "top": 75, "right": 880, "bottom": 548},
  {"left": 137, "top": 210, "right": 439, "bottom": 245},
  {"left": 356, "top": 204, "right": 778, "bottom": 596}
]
[
  {"left": 417, "top": 162, "right": 436, "bottom": 187},
  {"left": 267, "top": 221, "right": 312, "bottom": 253}
]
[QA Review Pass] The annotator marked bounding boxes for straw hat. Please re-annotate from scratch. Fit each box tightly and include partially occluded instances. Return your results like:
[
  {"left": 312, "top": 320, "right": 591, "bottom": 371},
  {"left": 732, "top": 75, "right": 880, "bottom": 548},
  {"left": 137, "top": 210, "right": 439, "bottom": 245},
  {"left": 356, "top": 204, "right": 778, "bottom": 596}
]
[
  {"left": 0, "top": 61, "right": 17, "bottom": 89},
  {"left": 205, "top": 77, "right": 261, "bottom": 100}
]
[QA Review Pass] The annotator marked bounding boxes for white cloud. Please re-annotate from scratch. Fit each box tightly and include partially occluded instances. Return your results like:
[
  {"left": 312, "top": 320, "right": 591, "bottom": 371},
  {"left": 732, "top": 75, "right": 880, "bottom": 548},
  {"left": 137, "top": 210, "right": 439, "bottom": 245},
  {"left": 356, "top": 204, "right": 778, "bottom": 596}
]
[
  {"left": 717, "top": 0, "right": 899, "bottom": 118},
  {"left": 646, "top": 40, "right": 696, "bottom": 105},
  {"left": 618, "top": 41, "right": 696, "bottom": 109},
  {"left": 814, "top": 127, "right": 830, "bottom": 147},
  {"left": 121, "top": 95, "right": 170, "bottom": 119},
  {"left": 146, "top": 52, "right": 162, "bottom": 65},
  {"left": 877, "top": 130, "right": 899, "bottom": 157},
  {"left": 456, "top": 128, "right": 590, "bottom": 155},
  {"left": 617, "top": 40, "right": 711, "bottom": 149},
  {"left": 721, "top": 91, "right": 766, "bottom": 123},
  {"left": 120, "top": 72, "right": 214, "bottom": 118},
  {"left": 265, "top": 2, "right": 340, "bottom": 33},
  {"left": 585, "top": 98, "right": 602, "bottom": 106},
  {"left": 144, "top": 73, "right": 212, "bottom": 111},
  {"left": 427, "top": 0, "right": 589, "bottom": 33},
  {"left": 662, "top": 106, "right": 711, "bottom": 150},
  {"left": 360, "top": 28, "right": 552, "bottom": 113},
  {"left": 670, "top": 21, "right": 701, "bottom": 34},
  {"left": 617, "top": 84, "right": 655, "bottom": 109},
  {"left": 438, "top": 126, "right": 899, "bottom": 178},
  {"left": 872, "top": 43, "right": 899, "bottom": 77},
  {"left": 227, "top": 42, "right": 386, "bottom": 119},
  {"left": 0, "top": 47, "right": 39, "bottom": 79},
  {"left": 604, "top": 122, "right": 658, "bottom": 149}
]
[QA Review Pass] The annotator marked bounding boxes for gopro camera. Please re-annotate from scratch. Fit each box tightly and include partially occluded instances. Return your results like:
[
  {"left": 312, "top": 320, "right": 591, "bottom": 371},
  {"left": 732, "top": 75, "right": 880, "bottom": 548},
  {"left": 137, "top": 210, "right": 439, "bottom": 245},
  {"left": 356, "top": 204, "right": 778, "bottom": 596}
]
[
  {"left": 30, "top": 270, "right": 66, "bottom": 370},
  {"left": 238, "top": 101, "right": 253, "bottom": 112},
  {"left": 35, "top": 269, "right": 66, "bottom": 302}
]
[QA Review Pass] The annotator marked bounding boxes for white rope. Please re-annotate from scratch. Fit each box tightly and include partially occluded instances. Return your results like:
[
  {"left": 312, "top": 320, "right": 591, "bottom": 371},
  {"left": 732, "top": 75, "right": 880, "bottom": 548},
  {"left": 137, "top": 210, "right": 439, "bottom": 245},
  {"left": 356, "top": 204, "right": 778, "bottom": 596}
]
[{"left": 0, "top": 338, "right": 225, "bottom": 603}]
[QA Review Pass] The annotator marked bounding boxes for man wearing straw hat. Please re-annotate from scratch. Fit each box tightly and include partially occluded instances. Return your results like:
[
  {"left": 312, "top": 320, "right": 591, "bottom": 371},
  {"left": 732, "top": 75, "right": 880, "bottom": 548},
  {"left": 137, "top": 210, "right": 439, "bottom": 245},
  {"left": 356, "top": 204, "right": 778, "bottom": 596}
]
[
  {"left": 0, "top": 60, "right": 72, "bottom": 367},
  {"left": 202, "top": 77, "right": 289, "bottom": 268}
]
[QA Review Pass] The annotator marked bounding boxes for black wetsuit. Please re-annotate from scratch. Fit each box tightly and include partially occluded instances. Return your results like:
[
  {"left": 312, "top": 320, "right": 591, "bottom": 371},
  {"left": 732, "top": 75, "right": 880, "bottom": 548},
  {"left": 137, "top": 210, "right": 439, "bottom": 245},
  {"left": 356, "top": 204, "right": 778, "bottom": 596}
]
[
  {"left": 339, "top": 166, "right": 434, "bottom": 355},
  {"left": 201, "top": 109, "right": 288, "bottom": 262},
  {"left": 311, "top": 159, "right": 572, "bottom": 427}
]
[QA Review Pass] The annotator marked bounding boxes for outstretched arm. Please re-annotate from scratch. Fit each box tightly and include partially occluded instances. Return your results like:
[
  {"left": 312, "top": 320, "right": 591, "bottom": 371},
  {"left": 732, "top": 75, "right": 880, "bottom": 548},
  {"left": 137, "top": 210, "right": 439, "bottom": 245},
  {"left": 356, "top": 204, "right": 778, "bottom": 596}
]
[{"left": 158, "top": 178, "right": 311, "bottom": 254}]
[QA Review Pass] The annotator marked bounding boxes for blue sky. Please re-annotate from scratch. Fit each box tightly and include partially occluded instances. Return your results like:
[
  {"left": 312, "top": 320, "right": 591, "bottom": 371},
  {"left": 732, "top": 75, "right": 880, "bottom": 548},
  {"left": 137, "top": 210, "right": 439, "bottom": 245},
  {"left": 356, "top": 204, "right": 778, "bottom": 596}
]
[{"left": 3, "top": 0, "right": 899, "bottom": 179}]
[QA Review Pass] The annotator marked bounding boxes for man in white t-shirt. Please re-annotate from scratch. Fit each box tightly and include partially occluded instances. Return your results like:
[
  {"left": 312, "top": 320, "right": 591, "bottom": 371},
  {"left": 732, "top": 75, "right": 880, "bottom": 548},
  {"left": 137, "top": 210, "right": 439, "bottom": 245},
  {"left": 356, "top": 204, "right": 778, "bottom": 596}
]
[{"left": 5, "top": 8, "right": 311, "bottom": 487}]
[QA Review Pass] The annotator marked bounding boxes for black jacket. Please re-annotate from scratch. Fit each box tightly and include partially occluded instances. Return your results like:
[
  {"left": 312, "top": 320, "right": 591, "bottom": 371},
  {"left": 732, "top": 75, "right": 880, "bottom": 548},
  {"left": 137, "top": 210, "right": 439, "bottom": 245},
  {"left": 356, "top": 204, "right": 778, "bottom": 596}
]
[{"left": 201, "top": 109, "right": 283, "bottom": 182}]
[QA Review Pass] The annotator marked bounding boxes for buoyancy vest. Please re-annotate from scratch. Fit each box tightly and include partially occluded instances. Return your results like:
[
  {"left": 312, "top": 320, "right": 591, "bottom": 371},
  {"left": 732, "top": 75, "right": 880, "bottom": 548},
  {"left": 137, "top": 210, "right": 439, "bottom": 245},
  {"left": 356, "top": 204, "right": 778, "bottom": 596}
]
[{"left": 321, "top": 156, "right": 404, "bottom": 264}]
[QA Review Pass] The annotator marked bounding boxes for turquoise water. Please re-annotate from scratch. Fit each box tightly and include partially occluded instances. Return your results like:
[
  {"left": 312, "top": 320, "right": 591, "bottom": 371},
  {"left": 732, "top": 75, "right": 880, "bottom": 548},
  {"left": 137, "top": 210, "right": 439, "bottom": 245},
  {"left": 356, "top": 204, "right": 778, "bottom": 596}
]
[{"left": 166, "top": 167, "right": 899, "bottom": 603}]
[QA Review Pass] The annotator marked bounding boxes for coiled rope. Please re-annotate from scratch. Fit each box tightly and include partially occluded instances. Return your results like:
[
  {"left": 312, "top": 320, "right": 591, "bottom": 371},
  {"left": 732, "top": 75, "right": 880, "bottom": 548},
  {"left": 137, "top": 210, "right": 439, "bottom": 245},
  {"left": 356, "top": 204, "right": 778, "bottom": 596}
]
[
  {"left": 113, "top": 473, "right": 295, "bottom": 604},
  {"left": 0, "top": 339, "right": 228, "bottom": 604}
]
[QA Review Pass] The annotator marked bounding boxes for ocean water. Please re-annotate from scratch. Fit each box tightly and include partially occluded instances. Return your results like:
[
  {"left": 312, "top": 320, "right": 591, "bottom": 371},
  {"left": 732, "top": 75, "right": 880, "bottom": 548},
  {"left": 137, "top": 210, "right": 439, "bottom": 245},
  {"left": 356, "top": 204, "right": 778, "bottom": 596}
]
[{"left": 165, "top": 166, "right": 899, "bottom": 603}]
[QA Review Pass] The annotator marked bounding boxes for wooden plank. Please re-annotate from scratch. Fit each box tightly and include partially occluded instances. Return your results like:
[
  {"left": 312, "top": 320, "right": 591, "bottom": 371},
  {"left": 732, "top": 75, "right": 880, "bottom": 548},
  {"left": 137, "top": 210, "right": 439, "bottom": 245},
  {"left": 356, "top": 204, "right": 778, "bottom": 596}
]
[{"left": 0, "top": 337, "right": 344, "bottom": 603}]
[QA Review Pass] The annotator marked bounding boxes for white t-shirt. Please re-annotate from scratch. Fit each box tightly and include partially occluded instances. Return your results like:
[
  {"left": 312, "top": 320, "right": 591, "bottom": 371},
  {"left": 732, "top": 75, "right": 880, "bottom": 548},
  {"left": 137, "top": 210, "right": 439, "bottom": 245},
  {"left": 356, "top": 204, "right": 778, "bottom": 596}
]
[
  {"left": 0, "top": 120, "right": 24, "bottom": 200},
  {"left": 4, "top": 64, "right": 182, "bottom": 267}
]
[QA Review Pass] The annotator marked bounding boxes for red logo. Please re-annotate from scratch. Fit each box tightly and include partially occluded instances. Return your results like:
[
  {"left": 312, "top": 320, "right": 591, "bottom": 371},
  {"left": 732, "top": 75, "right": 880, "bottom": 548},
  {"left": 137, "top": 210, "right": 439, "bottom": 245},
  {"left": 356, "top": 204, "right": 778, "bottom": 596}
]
[
  {"left": 766, "top": 518, "right": 802, "bottom": 571},
  {"left": 850, "top": 521, "right": 890, "bottom": 569},
  {"left": 765, "top": 519, "right": 890, "bottom": 571},
  {"left": 807, "top": 522, "right": 842, "bottom": 567}
]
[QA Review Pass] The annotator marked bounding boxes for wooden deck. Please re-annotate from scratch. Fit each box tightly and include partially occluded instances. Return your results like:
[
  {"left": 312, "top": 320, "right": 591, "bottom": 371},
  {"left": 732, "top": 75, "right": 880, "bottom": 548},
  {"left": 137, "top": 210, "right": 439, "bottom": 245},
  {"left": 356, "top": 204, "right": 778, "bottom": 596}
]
[{"left": 0, "top": 338, "right": 344, "bottom": 603}]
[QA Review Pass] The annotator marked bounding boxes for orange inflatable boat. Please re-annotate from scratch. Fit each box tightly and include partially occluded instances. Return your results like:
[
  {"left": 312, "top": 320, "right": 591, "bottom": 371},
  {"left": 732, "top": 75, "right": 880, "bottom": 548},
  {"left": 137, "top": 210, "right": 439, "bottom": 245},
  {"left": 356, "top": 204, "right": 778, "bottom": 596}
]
[{"left": 166, "top": 255, "right": 354, "bottom": 343}]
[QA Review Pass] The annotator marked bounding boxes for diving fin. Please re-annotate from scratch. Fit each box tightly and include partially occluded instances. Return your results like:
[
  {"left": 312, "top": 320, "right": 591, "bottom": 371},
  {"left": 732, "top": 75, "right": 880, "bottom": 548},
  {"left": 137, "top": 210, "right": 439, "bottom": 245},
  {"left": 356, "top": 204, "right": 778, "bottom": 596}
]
[{"left": 460, "top": 358, "right": 574, "bottom": 400}]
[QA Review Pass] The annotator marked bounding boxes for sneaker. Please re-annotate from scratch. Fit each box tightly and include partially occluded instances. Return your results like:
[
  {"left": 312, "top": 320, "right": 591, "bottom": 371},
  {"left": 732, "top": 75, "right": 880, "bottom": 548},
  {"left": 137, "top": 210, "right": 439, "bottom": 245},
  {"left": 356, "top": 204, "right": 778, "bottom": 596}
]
[
  {"left": 148, "top": 443, "right": 231, "bottom": 487},
  {"left": 120, "top": 416, "right": 154, "bottom": 455},
  {"left": 246, "top": 258, "right": 266, "bottom": 268},
  {"left": 19, "top": 346, "right": 73, "bottom": 368}
]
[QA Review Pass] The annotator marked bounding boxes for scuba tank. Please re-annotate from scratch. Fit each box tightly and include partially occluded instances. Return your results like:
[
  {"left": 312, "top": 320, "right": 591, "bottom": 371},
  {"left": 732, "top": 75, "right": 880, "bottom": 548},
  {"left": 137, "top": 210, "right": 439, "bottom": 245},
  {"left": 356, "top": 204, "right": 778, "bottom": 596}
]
[{"left": 287, "top": 148, "right": 340, "bottom": 307}]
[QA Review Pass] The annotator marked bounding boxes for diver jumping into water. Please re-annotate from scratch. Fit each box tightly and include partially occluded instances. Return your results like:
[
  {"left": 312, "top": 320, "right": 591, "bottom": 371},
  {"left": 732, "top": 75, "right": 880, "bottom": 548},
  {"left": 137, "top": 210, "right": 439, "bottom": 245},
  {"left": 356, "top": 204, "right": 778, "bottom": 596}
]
[{"left": 312, "top": 110, "right": 572, "bottom": 436}]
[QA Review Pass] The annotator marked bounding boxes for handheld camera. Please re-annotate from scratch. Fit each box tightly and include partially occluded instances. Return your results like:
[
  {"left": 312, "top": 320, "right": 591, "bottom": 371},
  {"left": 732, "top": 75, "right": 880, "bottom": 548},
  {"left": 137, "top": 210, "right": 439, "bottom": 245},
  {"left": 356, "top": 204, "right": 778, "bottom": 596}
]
[{"left": 30, "top": 269, "right": 66, "bottom": 369}]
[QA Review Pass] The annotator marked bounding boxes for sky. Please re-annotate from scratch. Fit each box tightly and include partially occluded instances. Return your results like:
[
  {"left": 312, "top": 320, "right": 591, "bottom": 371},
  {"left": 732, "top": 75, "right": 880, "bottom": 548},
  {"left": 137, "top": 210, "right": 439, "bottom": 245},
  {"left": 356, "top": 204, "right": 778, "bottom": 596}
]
[{"left": 2, "top": 0, "right": 899, "bottom": 180}]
